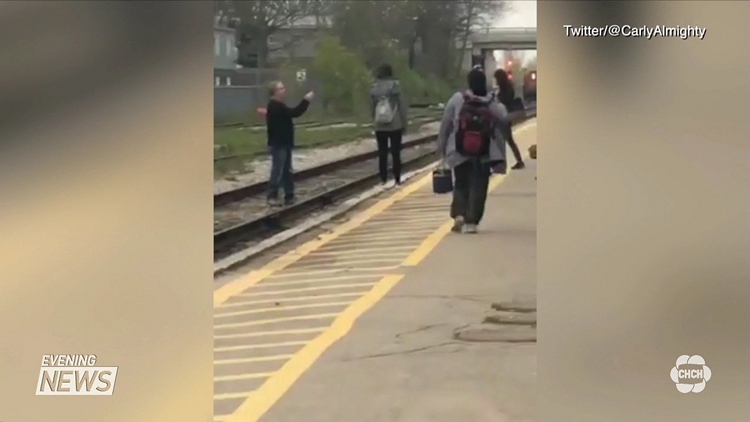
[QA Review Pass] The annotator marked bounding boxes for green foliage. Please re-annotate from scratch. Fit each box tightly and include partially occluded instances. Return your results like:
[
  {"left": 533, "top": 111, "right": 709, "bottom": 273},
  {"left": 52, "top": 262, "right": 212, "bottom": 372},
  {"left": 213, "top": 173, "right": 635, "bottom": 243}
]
[
  {"left": 313, "top": 36, "right": 372, "bottom": 116},
  {"left": 310, "top": 34, "right": 455, "bottom": 111},
  {"left": 377, "top": 49, "right": 456, "bottom": 104}
]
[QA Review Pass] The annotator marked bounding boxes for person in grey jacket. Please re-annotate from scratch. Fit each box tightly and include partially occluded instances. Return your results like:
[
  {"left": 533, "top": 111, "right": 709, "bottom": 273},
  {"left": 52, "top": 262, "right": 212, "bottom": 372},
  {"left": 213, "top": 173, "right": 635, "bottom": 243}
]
[
  {"left": 370, "top": 64, "right": 408, "bottom": 186},
  {"left": 437, "top": 68, "right": 508, "bottom": 233}
]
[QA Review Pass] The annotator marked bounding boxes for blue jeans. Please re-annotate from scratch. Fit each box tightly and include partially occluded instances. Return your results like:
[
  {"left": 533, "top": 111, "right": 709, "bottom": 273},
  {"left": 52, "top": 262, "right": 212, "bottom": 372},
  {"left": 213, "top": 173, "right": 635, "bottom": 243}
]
[{"left": 267, "top": 146, "right": 294, "bottom": 200}]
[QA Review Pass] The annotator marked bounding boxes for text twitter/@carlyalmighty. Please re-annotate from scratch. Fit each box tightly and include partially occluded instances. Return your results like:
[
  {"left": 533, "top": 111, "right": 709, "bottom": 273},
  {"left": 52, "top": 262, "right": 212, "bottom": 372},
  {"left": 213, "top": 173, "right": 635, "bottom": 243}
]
[{"left": 564, "top": 25, "right": 706, "bottom": 40}]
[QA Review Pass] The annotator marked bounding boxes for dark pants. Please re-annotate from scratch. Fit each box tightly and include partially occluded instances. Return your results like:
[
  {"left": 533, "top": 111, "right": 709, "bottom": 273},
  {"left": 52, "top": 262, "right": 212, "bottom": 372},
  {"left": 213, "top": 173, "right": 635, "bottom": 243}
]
[
  {"left": 450, "top": 159, "right": 491, "bottom": 225},
  {"left": 504, "top": 122, "right": 523, "bottom": 164},
  {"left": 267, "top": 146, "right": 294, "bottom": 200},
  {"left": 375, "top": 130, "right": 403, "bottom": 183}
]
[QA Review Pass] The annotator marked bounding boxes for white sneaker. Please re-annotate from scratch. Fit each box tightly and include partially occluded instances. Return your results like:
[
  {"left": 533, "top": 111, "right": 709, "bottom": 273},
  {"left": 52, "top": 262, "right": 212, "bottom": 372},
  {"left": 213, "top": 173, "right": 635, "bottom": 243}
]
[
  {"left": 383, "top": 180, "right": 396, "bottom": 189},
  {"left": 451, "top": 216, "right": 465, "bottom": 233},
  {"left": 463, "top": 224, "right": 478, "bottom": 234}
]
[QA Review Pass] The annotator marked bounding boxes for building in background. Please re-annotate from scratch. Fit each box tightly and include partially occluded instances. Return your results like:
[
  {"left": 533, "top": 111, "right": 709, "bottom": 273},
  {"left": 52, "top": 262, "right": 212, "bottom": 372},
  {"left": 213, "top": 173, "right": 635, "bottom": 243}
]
[
  {"left": 214, "top": 15, "right": 238, "bottom": 86},
  {"left": 268, "top": 16, "right": 332, "bottom": 63}
]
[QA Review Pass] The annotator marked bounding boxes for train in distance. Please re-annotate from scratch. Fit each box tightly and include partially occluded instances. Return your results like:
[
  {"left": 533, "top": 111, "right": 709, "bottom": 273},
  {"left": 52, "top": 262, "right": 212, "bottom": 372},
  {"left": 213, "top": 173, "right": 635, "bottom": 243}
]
[{"left": 522, "top": 70, "right": 536, "bottom": 102}]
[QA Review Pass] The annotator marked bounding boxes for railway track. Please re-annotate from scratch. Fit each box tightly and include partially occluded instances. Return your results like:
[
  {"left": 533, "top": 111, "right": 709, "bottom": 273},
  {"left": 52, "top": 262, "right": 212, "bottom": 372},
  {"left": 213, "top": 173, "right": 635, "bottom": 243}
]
[
  {"left": 214, "top": 113, "right": 443, "bottom": 163},
  {"left": 214, "top": 106, "right": 536, "bottom": 260}
]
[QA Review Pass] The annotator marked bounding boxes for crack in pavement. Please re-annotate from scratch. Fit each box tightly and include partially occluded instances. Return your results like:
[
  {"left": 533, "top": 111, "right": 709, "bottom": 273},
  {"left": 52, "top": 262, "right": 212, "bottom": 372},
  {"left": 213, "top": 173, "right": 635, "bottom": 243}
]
[
  {"left": 388, "top": 294, "right": 495, "bottom": 303},
  {"left": 395, "top": 323, "right": 451, "bottom": 338},
  {"left": 340, "top": 342, "right": 459, "bottom": 362}
]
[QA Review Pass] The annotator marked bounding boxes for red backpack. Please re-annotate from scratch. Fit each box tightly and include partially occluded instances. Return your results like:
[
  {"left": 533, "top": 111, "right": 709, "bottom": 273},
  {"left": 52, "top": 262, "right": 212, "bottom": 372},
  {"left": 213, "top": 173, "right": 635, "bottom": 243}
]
[{"left": 456, "top": 93, "right": 494, "bottom": 157}]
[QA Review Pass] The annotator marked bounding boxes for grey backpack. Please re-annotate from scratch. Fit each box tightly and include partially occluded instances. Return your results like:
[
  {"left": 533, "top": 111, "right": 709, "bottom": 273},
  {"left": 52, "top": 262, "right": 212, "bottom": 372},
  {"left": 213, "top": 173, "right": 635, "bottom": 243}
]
[{"left": 374, "top": 95, "right": 396, "bottom": 124}]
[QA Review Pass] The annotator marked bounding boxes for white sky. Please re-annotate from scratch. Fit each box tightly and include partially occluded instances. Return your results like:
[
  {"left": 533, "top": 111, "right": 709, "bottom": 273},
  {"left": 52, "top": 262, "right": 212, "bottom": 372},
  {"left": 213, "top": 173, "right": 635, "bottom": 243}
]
[
  {"left": 491, "top": 1, "right": 536, "bottom": 66},
  {"left": 492, "top": 1, "right": 537, "bottom": 28}
]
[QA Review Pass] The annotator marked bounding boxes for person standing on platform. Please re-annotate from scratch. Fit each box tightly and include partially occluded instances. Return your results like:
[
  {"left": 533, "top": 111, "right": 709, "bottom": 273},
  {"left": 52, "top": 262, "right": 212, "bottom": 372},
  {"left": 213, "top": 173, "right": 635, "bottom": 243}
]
[
  {"left": 493, "top": 68, "right": 525, "bottom": 170},
  {"left": 265, "top": 80, "right": 314, "bottom": 206},
  {"left": 370, "top": 63, "right": 408, "bottom": 187},
  {"left": 437, "top": 68, "right": 508, "bottom": 234}
]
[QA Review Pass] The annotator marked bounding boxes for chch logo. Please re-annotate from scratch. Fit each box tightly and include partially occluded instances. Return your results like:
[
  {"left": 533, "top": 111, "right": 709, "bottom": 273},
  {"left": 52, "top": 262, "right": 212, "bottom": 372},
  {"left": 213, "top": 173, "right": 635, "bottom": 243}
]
[{"left": 670, "top": 355, "right": 711, "bottom": 393}]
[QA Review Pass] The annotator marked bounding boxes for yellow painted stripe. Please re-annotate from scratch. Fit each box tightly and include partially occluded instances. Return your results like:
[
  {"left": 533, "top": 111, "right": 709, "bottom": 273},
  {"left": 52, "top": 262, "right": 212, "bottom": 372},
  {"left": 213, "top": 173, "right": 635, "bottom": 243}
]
[
  {"left": 223, "top": 274, "right": 405, "bottom": 422},
  {"left": 214, "top": 391, "right": 257, "bottom": 401},
  {"left": 315, "top": 238, "right": 427, "bottom": 248},
  {"left": 262, "top": 265, "right": 400, "bottom": 280},
  {"left": 214, "top": 341, "right": 308, "bottom": 352},
  {"left": 251, "top": 276, "right": 375, "bottom": 289},
  {"left": 214, "top": 174, "right": 433, "bottom": 306},
  {"left": 214, "top": 372, "right": 276, "bottom": 383},
  {"left": 401, "top": 221, "right": 455, "bottom": 266},
  {"left": 214, "top": 313, "right": 338, "bottom": 330},
  {"left": 214, "top": 327, "right": 327, "bottom": 341},
  {"left": 214, "top": 354, "right": 294, "bottom": 365},
  {"left": 215, "top": 301, "right": 352, "bottom": 319},
  {"left": 260, "top": 273, "right": 376, "bottom": 284},
  {"left": 273, "top": 258, "right": 404, "bottom": 271},
  {"left": 230, "top": 282, "right": 376, "bottom": 299},
  {"left": 306, "top": 245, "right": 414, "bottom": 255},
  {"left": 303, "top": 251, "right": 412, "bottom": 260},
  {"left": 218, "top": 292, "right": 363, "bottom": 307}
]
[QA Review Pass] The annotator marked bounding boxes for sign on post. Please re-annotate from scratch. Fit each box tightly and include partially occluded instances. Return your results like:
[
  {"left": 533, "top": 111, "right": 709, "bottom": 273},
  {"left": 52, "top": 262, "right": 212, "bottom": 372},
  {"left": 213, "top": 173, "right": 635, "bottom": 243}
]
[{"left": 296, "top": 69, "right": 306, "bottom": 83}]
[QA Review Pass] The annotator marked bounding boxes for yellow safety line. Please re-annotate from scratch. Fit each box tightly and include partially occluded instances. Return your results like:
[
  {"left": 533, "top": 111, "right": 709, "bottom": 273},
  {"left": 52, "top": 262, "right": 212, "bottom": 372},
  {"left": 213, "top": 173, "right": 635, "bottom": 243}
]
[
  {"left": 401, "top": 220, "right": 455, "bottom": 266},
  {"left": 312, "top": 238, "right": 427, "bottom": 248},
  {"left": 259, "top": 273, "right": 377, "bottom": 284},
  {"left": 223, "top": 274, "right": 405, "bottom": 422},
  {"left": 214, "top": 341, "right": 308, "bottom": 352},
  {"left": 230, "top": 282, "right": 377, "bottom": 299},
  {"left": 214, "top": 313, "right": 339, "bottom": 330},
  {"left": 262, "top": 265, "right": 400, "bottom": 280},
  {"left": 217, "top": 292, "right": 364, "bottom": 308},
  {"left": 215, "top": 119, "right": 537, "bottom": 420},
  {"left": 304, "top": 245, "right": 414, "bottom": 255},
  {"left": 306, "top": 245, "right": 419, "bottom": 254},
  {"left": 302, "top": 252, "right": 413, "bottom": 261},
  {"left": 215, "top": 301, "right": 353, "bottom": 319},
  {"left": 214, "top": 326, "right": 327, "bottom": 341},
  {"left": 249, "top": 277, "right": 374, "bottom": 290},
  {"left": 214, "top": 174, "right": 433, "bottom": 306},
  {"left": 214, "top": 391, "right": 259, "bottom": 401},
  {"left": 214, "top": 371, "right": 276, "bottom": 383},
  {"left": 214, "top": 354, "right": 295, "bottom": 365},
  {"left": 272, "top": 258, "right": 404, "bottom": 271}
]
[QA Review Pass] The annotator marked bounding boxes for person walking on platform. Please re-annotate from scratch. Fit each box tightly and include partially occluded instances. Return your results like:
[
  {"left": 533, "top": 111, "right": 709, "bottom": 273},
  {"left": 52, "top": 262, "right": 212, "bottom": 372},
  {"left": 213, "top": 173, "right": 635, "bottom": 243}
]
[
  {"left": 265, "top": 80, "right": 314, "bottom": 206},
  {"left": 437, "top": 68, "right": 508, "bottom": 234},
  {"left": 370, "top": 64, "right": 408, "bottom": 187},
  {"left": 492, "top": 68, "right": 525, "bottom": 170}
]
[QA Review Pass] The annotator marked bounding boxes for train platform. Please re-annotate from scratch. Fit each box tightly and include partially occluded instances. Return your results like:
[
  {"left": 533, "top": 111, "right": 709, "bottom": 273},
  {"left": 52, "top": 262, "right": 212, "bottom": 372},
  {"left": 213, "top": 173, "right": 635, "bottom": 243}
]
[{"left": 212, "top": 120, "right": 537, "bottom": 422}]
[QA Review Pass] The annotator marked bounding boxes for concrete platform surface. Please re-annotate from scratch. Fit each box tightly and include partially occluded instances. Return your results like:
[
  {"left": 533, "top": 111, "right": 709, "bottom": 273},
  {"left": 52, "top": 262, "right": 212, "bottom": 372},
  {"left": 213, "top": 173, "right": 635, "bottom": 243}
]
[{"left": 257, "top": 124, "right": 538, "bottom": 422}]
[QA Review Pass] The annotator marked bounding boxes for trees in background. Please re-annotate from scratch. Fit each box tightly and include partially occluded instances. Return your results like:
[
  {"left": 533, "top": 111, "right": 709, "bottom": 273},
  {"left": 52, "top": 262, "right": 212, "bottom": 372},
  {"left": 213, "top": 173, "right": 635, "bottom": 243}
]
[
  {"left": 215, "top": 0, "right": 327, "bottom": 67},
  {"left": 217, "top": 0, "right": 508, "bottom": 79},
  {"left": 215, "top": 0, "right": 512, "bottom": 113},
  {"left": 325, "top": 0, "right": 507, "bottom": 80}
]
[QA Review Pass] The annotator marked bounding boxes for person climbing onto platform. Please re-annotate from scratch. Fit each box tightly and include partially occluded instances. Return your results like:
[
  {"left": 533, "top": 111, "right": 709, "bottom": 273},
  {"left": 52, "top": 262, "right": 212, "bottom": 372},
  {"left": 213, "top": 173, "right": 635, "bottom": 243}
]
[
  {"left": 370, "top": 63, "right": 408, "bottom": 187},
  {"left": 492, "top": 68, "right": 525, "bottom": 170},
  {"left": 265, "top": 80, "right": 314, "bottom": 206},
  {"left": 437, "top": 67, "right": 508, "bottom": 234}
]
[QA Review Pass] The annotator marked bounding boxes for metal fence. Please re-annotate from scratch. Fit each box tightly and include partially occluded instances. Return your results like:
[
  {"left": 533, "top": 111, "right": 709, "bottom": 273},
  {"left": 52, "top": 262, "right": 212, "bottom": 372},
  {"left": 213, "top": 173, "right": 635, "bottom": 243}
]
[
  {"left": 229, "top": 68, "right": 280, "bottom": 87},
  {"left": 214, "top": 87, "right": 265, "bottom": 122}
]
